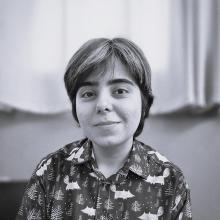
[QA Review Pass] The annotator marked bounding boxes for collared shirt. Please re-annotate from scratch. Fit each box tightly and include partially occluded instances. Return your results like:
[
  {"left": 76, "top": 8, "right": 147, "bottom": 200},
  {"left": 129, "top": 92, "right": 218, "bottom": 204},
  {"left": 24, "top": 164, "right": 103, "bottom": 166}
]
[{"left": 16, "top": 138, "right": 192, "bottom": 220}]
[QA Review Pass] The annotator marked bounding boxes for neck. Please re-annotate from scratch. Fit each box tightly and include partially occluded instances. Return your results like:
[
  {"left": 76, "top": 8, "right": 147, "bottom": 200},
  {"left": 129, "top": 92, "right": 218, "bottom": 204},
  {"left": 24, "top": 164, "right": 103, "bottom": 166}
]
[{"left": 92, "top": 138, "right": 134, "bottom": 178}]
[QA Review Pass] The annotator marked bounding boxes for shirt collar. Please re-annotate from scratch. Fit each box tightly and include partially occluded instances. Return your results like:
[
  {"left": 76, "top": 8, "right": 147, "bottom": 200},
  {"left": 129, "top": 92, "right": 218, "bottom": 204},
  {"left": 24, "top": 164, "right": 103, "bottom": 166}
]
[
  {"left": 126, "top": 139, "right": 151, "bottom": 179},
  {"left": 67, "top": 138, "right": 151, "bottom": 179},
  {"left": 66, "top": 138, "right": 92, "bottom": 164}
]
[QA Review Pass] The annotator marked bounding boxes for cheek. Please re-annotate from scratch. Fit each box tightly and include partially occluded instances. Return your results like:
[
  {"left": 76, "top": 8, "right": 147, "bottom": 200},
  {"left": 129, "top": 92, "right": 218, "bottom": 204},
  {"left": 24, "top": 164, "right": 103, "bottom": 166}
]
[
  {"left": 76, "top": 107, "right": 91, "bottom": 125},
  {"left": 75, "top": 99, "right": 92, "bottom": 126},
  {"left": 118, "top": 98, "right": 142, "bottom": 125}
]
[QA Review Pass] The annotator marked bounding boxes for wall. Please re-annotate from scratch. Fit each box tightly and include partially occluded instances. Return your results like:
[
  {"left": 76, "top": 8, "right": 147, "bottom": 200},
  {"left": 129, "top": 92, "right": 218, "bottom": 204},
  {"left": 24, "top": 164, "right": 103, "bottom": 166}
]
[{"left": 0, "top": 111, "right": 220, "bottom": 219}]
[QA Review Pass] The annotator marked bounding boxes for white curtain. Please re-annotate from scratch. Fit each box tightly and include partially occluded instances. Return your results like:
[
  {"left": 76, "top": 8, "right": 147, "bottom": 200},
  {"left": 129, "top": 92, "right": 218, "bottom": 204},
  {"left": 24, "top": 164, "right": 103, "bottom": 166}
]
[
  {"left": 0, "top": 0, "right": 219, "bottom": 114},
  {"left": 164, "top": 0, "right": 220, "bottom": 113},
  {"left": 0, "top": 0, "right": 68, "bottom": 113}
]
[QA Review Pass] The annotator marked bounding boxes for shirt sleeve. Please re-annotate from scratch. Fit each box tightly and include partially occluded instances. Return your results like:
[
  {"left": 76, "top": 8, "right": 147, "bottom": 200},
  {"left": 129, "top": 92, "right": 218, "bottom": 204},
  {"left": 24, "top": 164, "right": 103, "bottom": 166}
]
[
  {"left": 171, "top": 172, "right": 192, "bottom": 220},
  {"left": 16, "top": 164, "right": 48, "bottom": 219}
]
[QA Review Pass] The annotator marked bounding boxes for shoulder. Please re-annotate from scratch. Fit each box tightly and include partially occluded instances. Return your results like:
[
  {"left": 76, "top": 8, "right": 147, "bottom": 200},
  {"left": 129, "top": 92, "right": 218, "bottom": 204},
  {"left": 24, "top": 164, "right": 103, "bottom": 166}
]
[
  {"left": 135, "top": 139, "right": 187, "bottom": 182},
  {"left": 34, "top": 138, "right": 87, "bottom": 177}
]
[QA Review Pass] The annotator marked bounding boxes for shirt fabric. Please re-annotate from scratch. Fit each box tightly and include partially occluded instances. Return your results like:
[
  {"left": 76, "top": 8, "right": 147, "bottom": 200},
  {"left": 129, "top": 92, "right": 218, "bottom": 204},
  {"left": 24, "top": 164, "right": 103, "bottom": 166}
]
[{"left": 16, "top": 138, "right": 192, "bottom": 220}]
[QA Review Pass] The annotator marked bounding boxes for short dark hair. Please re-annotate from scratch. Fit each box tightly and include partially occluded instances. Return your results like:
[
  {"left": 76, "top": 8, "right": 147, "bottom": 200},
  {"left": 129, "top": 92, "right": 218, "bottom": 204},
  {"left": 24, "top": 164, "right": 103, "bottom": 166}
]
[{"left": 64, "top": 38, "right": 154, "bottom": 137}]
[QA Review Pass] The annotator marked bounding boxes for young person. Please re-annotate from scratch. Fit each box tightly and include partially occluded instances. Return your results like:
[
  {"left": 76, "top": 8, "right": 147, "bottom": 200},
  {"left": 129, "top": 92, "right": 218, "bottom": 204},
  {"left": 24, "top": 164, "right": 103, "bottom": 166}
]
[{"left": 17, "top": 38, "right": 192, "bottom": 219}]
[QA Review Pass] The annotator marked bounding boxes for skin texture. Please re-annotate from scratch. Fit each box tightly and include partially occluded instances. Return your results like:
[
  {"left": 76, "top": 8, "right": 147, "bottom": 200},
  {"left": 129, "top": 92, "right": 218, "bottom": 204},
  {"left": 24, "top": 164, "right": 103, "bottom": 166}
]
[{"left": 75, "top": 60, "right": 142, "bottom": 176}]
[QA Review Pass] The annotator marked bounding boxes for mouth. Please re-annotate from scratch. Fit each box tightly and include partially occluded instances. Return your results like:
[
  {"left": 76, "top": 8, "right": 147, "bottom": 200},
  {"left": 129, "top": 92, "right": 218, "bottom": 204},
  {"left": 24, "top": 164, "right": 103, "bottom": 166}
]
[{"left": 94, "top": 121, "right": 120, "bottom": 127}]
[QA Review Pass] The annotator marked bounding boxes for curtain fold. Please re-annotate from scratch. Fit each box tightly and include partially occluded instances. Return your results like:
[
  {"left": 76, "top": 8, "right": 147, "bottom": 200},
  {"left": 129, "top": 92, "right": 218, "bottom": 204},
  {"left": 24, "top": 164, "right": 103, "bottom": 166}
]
[
  {"left": 0, "top": 0, "right": 69, "bottom": 113},
  {"left": 169, "top": 0, "right": 220, "bottom": 112},
  {"left": 0, "top": 0, "right": 219, "bottom": 114}
]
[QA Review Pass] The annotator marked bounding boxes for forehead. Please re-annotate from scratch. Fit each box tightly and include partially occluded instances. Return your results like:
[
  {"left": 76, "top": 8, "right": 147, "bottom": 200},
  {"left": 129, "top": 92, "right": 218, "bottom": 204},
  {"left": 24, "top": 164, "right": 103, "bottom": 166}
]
[{"left": 84, "top": 59, "right": 136, "bottom": 83}]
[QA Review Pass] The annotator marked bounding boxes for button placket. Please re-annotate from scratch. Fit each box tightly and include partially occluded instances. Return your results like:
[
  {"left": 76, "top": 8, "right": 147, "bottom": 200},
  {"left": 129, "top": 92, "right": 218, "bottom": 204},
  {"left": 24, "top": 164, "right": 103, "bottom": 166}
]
[{"left": 95, "top": 180, "right": 112, "bottom": 220}]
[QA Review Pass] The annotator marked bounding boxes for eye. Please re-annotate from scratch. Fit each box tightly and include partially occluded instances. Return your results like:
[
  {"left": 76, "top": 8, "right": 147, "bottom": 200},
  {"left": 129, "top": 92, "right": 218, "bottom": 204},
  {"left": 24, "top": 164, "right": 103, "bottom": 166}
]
[
  {"left": 81, "top": 91, "right": 96, "bottom": 99},
  {"left": 113, "top": 88, "right": 129, "bottom": 96}
]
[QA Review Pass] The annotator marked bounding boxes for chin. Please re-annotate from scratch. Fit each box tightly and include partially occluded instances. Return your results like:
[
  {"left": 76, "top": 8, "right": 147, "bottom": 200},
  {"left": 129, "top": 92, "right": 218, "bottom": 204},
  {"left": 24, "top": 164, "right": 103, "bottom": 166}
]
[{"left": 91, "top": 134, "right": 131, "bottom": 148}]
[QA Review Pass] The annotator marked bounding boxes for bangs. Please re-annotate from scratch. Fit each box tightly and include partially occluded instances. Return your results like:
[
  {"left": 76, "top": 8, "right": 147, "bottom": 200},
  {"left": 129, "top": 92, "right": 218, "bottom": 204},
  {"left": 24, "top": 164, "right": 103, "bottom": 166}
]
[
  {"left": 65, "top": 38, "right": 151, "bottom": 99},
  {"left": 72, "top": 54, "right": 118, "bottom": 100}
]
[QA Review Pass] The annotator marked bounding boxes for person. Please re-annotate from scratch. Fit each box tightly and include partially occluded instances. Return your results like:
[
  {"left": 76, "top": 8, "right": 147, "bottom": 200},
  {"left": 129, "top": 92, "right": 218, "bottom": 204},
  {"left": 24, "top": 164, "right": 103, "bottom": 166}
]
[{"left": 16, "top": 38, "right": 192, "bottom": 220}]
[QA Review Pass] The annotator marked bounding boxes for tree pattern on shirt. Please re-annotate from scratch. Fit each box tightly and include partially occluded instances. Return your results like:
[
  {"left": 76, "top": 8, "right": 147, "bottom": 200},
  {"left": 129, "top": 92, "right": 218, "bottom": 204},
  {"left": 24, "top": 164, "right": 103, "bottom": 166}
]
[
  {"left": 26, "top": 183, "right": 37, "bottom": 200},
  {"left": 16, "top": 138, "right": 192, "bottom": 220},
  {"left": 131, "top": 201, "right": 142, "bottom": 212},
  {"left": 51, "top": 205, "right": 63, "bottom": 220},
  {"left": 54, "top": 188, "right": 64, "bottom": 201},
  {"left": 27, "top": 209, "right": 41, "bottom": 220},
  {"left": 104, "top": 199, "right": 114, "bottom": 210}
]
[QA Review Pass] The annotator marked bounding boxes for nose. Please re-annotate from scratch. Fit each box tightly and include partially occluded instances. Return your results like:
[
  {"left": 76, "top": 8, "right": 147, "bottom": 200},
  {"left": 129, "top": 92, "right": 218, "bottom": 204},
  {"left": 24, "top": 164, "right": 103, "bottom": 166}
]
[{"left": 96, "top": 92, "right": 113, "bottom": 114}]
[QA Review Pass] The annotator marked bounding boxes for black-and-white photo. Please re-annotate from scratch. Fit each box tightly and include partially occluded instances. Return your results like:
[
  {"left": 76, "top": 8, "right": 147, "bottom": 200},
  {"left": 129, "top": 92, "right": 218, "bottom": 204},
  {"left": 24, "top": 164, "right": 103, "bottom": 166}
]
[{"left": 0, "top": 1, "right": 219, "bottom": 219}]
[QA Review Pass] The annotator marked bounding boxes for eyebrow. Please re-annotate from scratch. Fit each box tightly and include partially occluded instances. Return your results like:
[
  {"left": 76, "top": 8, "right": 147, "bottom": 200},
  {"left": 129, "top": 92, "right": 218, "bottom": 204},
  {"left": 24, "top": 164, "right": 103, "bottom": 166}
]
[{"left": 78, "top": 78, "right": 135, "bottom": 88}]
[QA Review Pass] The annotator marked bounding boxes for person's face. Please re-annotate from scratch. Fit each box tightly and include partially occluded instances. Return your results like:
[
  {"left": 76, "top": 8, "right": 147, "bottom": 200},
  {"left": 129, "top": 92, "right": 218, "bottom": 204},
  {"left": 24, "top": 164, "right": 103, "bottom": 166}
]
[{"left": 75, "top": 60, "right": 142, "bottom": 149}]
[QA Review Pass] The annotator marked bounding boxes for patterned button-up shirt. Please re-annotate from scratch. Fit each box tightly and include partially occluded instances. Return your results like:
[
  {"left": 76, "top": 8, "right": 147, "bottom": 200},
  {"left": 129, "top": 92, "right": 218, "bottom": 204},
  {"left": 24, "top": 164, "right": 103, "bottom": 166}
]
[{"left": 16, "top": 138, "right": 192, "bottom": 220}]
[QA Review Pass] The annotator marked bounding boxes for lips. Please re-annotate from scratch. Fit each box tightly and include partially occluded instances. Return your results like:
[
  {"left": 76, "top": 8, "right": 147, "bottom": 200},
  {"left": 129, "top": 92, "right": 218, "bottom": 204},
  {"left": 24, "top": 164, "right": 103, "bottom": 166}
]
[{"left": 94, "top": 121, "right": 120, "bottom": 127}]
